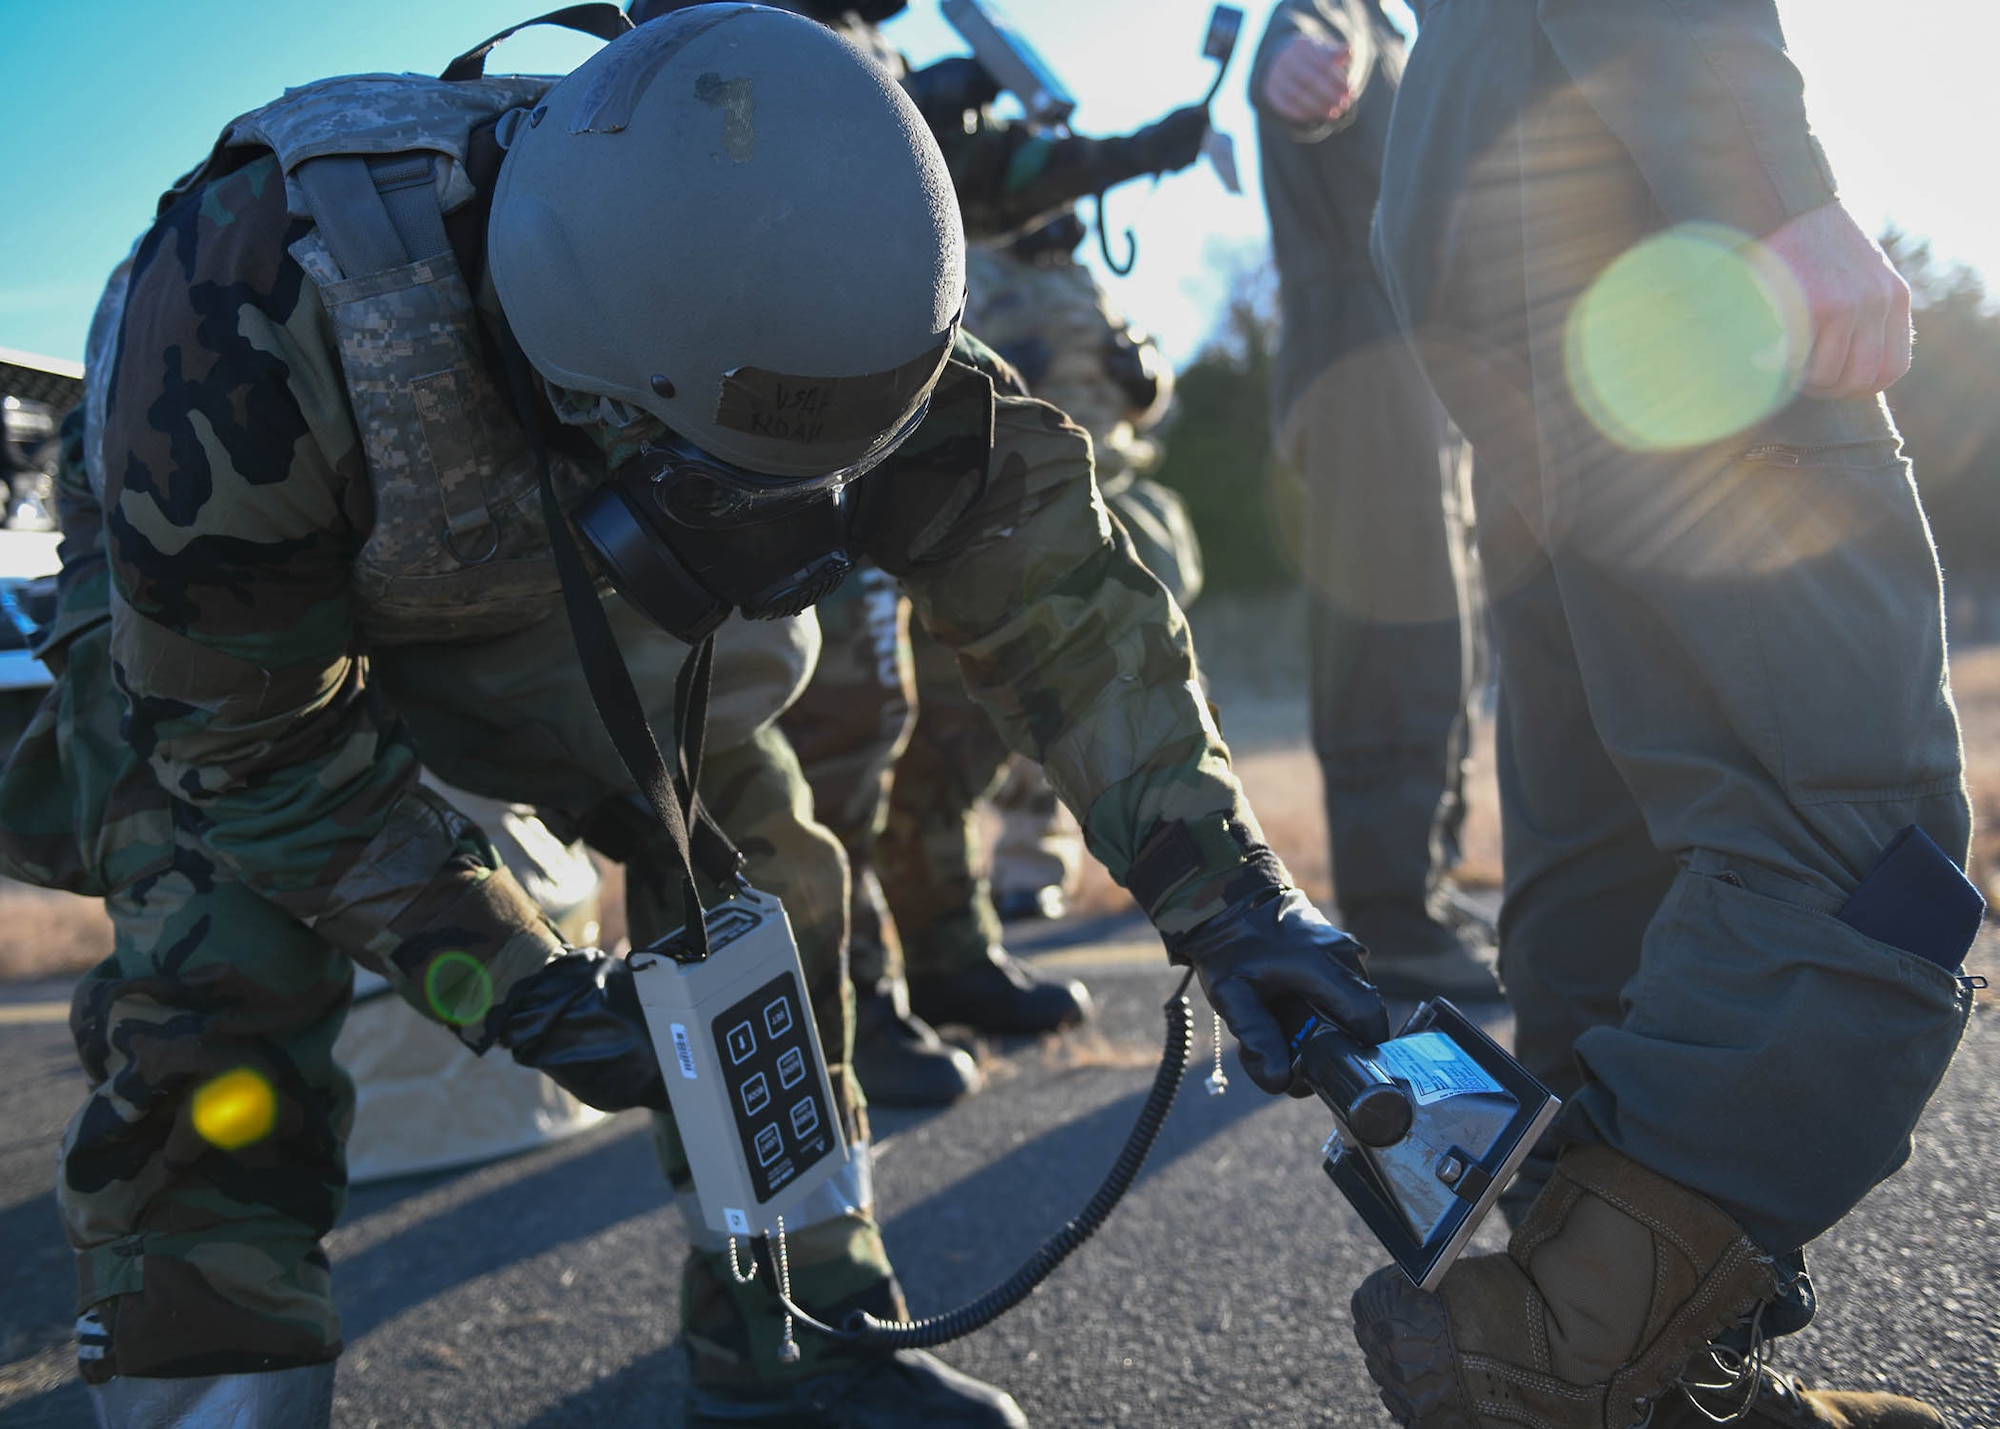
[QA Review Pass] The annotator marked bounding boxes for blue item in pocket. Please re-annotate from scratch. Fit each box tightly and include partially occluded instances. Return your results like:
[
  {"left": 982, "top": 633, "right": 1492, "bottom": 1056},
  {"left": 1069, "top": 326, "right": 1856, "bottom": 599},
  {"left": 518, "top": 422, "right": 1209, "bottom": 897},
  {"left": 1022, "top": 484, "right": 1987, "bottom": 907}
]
[{"left": 1835, "top": 824, "right": 1984, "bottom": 972}]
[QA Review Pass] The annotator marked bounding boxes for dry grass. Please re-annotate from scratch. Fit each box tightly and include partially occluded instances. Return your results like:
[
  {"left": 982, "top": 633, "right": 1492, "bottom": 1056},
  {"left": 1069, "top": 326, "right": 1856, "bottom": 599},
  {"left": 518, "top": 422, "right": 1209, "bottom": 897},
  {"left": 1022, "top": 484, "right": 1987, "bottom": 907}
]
[
  {"left": 1062, "top": 695, "right": 1504, "bottom": 920},
  {"left": 6, "top": 640, "right": 1999, "bottom": 983}
]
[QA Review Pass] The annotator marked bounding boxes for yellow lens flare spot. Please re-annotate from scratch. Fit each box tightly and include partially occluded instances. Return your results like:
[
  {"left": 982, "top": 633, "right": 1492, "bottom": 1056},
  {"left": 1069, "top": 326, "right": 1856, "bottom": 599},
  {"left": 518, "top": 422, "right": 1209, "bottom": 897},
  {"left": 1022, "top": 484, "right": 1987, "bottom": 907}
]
[
  {"left": 1566, "top": 223, "right": 1807, "bottom": 453},
  {"left": 191, "top": 1068, "right": 278, "bottom": 1152},
  {"left": 425, "top": 950, "right": 495, "bottom": 1027}
]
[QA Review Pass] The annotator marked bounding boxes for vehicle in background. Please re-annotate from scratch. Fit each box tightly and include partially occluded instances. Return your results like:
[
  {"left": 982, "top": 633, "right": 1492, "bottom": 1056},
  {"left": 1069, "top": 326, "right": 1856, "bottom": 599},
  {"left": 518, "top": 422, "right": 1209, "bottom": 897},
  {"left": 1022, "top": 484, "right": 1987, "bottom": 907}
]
[{"left": 1, "top": 346, "right": 82, "bottom": 534}]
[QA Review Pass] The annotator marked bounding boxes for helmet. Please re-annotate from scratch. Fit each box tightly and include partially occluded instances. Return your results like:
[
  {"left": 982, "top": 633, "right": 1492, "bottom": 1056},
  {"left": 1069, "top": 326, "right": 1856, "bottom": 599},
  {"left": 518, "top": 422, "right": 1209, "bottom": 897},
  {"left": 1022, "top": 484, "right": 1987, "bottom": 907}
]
[
  {"left": 629, "top": 0, "right": 909, "bottom": 24},
  {"left": 490, "top": 4, "right": 963, "bottom": 510}
]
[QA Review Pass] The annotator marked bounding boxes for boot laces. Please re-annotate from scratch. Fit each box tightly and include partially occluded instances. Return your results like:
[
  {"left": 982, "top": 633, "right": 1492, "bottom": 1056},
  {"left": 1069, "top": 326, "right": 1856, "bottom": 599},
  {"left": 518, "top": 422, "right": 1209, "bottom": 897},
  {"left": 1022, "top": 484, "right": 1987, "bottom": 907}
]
[{"left": 1671, "top": 1301, "right": 1807, "bottom": 1424}]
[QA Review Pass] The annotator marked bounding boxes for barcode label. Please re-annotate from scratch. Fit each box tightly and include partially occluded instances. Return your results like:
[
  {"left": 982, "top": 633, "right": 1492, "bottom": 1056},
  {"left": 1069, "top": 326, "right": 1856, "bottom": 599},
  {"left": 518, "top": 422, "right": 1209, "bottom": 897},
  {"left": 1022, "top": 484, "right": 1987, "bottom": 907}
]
[{"left": 671, "top": 1023, "right": 699, "bottom": 1079}]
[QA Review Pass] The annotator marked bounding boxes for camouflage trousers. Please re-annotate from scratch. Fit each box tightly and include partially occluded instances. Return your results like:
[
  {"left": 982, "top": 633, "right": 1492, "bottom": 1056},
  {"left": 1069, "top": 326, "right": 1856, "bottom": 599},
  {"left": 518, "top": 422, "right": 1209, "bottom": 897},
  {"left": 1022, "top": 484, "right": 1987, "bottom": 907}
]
[
  {"left": 778, "top": 567, "right": 915, "bottom": 992},
  {"left": 775, "top": 563, "right": 1029, "bottom": 980},
  {"left": 41, "top": 596, "right": 894, "bottom": 1383}
]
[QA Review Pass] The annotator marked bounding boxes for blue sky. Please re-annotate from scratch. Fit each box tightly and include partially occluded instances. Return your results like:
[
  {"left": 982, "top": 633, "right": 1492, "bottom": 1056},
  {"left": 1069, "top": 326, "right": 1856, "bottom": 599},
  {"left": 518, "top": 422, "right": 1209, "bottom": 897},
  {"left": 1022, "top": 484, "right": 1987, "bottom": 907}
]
[{"left": 3, "top": 1, "right": 1994, "bottom": 369}]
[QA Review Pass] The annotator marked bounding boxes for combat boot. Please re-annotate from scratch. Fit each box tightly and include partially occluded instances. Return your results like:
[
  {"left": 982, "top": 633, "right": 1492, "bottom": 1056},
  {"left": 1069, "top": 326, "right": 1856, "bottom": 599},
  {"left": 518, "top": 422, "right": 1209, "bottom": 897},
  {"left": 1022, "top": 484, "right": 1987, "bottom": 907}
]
[
  {"left": 1351, "top": 1144, "right": 1782, "bottom": 1428},
  {"left": 850, "top": 982, "right": 983, "bottom": 1107},
  {"left": 1344, "top": 896, "right": 1501, "bottom": 1000},
  {"left": 681, "top": 1222, "right": 1025, "bottom": 1427},
  {"left": 1651, "top": 1352, "right": 1944, "bottom": 1428},
  {"left": 907, "top": 944, "right": 1093, "bottom": 1035}
]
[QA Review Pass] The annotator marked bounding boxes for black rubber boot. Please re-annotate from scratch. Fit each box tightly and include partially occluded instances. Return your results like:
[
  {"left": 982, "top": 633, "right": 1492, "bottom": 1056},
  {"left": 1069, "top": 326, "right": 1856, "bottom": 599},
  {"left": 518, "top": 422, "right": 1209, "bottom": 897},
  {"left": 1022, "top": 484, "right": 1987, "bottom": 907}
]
[
  {"left": 907, "top": 946, "right": 1093, "bottom": 1035},
  {"left": 686, "top": 1347, "right": 1028, "bottom": 1427},
  {"left": 849, "top": 985, "right": 983, "bottom": 1108}
]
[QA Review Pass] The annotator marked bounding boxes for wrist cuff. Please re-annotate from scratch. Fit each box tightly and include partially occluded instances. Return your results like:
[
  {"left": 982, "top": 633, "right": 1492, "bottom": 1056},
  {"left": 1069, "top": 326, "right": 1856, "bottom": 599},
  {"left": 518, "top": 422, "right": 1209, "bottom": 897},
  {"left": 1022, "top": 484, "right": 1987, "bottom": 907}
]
[{"left": 1128, "top": 814, "right": 1286, "bottom": 919}]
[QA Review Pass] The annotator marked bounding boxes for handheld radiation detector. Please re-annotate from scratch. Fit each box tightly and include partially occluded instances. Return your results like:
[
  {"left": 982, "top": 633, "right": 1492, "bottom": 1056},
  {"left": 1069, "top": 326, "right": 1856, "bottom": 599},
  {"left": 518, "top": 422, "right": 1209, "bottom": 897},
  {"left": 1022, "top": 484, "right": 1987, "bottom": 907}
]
[
  {"left": 1300, "top": 999, "right": 1560, "bottom": 1291},
  {"left": 629, "top": 886, "right": 848, "bottom": 1238}
]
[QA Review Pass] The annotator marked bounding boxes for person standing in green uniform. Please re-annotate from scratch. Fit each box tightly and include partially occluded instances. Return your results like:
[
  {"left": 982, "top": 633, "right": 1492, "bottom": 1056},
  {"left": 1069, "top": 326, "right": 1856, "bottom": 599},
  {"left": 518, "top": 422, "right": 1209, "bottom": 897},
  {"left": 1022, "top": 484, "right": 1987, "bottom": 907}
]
[
  {"left": 12, "top": 12, "right": 1390, "bottom": 1425},
  {"left": 1349, "top": 3, "right": 1977, "bottom": 1425},
  {"left": 1248, "top": 0, "right": 1494, "bottom": 999}
]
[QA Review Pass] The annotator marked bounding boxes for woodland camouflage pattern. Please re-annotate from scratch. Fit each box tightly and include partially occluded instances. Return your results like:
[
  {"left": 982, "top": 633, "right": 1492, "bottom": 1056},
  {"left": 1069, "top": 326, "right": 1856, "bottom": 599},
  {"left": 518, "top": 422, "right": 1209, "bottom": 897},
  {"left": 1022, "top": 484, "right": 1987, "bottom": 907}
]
[
  {"left": 965, "top": 246, "right": 1155, "bottom": 483},
  {"left": 778, "top": 566, "right": 917, "bottom": 990},
  {"left": 12, "top": 97, "right": 1280, "bottom": 1379},
  {"left": 865, "top": 240, "right": 1208, "bottom": 971},
  {"left": 963, "top": 241, "right": 1202, "bottom": 606},
  {"left": 797, "top": 240, "right": 1214, "bottom": 978}
]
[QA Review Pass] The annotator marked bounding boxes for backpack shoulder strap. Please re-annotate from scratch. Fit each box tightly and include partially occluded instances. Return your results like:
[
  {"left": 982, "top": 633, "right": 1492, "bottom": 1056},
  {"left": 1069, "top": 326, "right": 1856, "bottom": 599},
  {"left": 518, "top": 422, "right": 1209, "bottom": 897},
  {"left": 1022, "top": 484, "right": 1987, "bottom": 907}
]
[{"left": 294, "top": 152, "right": 455, "bottom": 280}]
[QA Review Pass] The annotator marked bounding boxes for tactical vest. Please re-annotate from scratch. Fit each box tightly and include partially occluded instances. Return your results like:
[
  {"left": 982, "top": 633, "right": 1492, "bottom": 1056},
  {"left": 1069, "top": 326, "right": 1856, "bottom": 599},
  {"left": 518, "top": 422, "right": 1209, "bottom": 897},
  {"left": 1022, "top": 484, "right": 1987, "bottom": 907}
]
[{"left": 117, "top": 74, "right": 607, "bottom": 645}]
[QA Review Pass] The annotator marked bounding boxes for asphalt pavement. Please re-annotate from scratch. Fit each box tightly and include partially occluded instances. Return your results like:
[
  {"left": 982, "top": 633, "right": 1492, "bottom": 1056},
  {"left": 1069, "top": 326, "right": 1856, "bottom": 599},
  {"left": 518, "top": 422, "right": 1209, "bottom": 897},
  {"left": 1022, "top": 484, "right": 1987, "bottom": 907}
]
[{"left": 2, "top": 918, "right": 1996, "bottom": 1428}]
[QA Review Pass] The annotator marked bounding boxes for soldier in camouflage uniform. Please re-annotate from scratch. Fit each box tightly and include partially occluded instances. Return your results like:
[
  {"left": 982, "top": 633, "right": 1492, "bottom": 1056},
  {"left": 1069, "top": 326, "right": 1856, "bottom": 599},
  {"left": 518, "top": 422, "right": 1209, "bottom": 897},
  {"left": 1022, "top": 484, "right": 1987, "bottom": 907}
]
[
  {"left": 4, "top": 11, "right": 1387, "bottom": 1427},
  {"left": 879, "top": 213, "right": 1209, "bottom": 1040},
  {"left": 775, "top": 566, "right": 986, "bottom": 1106},
  {"left": 676, "top": 0, "right": 1217, "bottom": 1100},
  {"left": 961, "top": 212, "right": 1203, "bottom": 923}
]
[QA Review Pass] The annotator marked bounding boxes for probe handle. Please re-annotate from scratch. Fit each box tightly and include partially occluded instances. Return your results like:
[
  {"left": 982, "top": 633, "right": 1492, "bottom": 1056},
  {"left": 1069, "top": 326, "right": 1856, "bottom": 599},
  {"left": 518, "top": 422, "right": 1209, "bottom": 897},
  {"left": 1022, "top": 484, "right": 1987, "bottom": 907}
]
[{"left": 1281, "top": 1005, "right": 1414, "bottom": 1148}]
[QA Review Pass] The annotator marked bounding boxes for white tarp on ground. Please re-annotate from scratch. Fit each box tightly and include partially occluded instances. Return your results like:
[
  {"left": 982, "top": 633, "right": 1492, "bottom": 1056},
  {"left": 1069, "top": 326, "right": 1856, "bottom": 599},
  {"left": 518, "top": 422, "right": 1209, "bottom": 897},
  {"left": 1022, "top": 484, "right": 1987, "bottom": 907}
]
[{"left": 337, "top": 781, "right": 611, "bottom": 1184}]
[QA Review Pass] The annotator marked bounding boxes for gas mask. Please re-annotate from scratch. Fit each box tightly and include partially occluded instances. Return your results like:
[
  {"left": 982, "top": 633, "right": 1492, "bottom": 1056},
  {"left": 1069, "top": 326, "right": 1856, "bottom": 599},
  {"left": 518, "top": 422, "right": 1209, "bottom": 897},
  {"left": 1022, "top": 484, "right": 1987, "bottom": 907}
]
[{"left": 572, "top": 399, "right": 930, "bottom": 643}]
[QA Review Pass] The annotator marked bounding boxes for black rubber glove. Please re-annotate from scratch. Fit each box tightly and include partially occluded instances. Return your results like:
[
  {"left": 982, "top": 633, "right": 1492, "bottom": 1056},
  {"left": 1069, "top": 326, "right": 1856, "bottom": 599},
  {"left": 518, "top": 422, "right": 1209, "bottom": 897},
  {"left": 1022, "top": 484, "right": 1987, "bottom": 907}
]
[
  {"left": 903, "top": 55, "right": 1004, "bottom": 130},
  {"left": 1118, "top": 103, "right": 1211, "bottom": 178},
  {"left": 490, "top": 950, "right": 669, "bottom": 1113},
  {"left": 1163, "top": 885, "right": 1388, "bottom": 1095}
]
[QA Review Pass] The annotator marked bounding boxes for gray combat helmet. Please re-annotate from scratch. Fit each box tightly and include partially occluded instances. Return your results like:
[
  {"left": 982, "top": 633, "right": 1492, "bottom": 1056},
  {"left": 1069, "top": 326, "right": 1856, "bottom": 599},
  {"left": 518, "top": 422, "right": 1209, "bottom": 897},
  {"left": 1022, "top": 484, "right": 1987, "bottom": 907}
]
[{"left": 490, "top": 4, "right": 964, "bottom": 483}]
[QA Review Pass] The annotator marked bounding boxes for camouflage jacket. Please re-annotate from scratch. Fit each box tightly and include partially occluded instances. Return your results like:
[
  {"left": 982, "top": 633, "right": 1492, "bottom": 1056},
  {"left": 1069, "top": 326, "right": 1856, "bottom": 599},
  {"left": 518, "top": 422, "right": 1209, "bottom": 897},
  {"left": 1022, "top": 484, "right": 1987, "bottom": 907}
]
[
  {"left": 964, "top": 245, "right": 1166, "bottom": 491},
  {"left": 80, "top": 107, "right": 1278, "bottom": 1028}
]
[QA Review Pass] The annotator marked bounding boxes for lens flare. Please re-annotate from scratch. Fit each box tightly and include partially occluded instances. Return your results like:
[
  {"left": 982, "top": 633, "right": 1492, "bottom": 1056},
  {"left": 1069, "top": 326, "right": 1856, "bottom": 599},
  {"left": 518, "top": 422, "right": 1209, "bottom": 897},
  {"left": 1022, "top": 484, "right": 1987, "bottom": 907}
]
[
  {"left": 425, "top": 950, "right": 495, "bottom": 1027},
  {"left": 1565, "top": 223, "right": 1806, "bottom": 452},
  {"left": 191, "top": 1068, "right": 277, "bottom": 1151}
]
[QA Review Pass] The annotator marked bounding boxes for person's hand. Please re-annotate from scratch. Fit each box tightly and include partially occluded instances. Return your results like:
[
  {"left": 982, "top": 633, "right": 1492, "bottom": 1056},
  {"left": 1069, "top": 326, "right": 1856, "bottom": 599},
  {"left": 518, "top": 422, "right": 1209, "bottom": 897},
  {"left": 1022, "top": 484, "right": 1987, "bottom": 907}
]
[
  {"left": 902, "top": 55, "right": 1003, "bottom": 128},
  {"left": 1126, "top": 103, "right": 1212, "bottom": 176},
  {"left": 1759, "top": 201, "right": 1913, "bottom": 399},
  {"left": 1259, "top": 32, "right": 1355, "bottom": 128},
  {"left": 490, "top": 948, "right": 668, "bottom": 1112},
  {"left": 1163, "top": 884, "right": 1389, "bottom": 1094}
]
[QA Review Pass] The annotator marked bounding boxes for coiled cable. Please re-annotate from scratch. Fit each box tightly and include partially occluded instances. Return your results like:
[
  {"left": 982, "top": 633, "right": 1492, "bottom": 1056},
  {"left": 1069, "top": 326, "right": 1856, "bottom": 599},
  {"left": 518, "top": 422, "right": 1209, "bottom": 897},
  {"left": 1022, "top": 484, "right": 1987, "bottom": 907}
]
[{"left": 761, "top": 973, "right": 1198, "bottom": 1349}]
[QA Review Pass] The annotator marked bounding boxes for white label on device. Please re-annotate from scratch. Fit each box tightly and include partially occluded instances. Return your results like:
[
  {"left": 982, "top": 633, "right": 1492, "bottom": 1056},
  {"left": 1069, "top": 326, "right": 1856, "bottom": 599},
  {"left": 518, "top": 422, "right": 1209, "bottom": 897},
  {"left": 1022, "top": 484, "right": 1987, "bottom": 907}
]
[
  {"left": 671, "top": 1023, "right": 699, "bottom": 1080},
  {"left": 1378, "top": 1031, "right": 1505, "bottom": 1106}
]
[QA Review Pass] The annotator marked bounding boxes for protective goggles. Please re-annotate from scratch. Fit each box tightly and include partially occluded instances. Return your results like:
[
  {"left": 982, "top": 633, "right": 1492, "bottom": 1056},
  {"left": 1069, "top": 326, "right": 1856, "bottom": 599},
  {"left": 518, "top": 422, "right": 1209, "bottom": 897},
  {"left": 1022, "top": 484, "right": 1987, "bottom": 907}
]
[{"left": 629, "top": 392, "right": 933, "bottom": 529}]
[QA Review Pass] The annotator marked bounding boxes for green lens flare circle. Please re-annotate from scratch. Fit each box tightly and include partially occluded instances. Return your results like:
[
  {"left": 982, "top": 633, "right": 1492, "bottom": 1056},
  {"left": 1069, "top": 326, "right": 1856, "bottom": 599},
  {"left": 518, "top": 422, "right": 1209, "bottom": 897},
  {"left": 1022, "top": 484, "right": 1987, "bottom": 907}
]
[
  {"left": 425, "top": 951, "right": 496, "bottom": 1027},
  {"left": 1565, "top": 223, "right": 1805, "bottom": 453}
]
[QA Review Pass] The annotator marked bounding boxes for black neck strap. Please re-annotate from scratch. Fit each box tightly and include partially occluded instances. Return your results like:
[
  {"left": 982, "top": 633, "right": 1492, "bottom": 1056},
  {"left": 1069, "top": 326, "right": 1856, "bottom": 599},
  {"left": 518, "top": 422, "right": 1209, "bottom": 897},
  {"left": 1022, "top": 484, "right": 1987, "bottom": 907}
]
[
  {"left": 443, "top": 4, "right": 633, "bottom": 81},
  {"left": 502, "top": 334, "right": 741, "bottom": 961}
]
